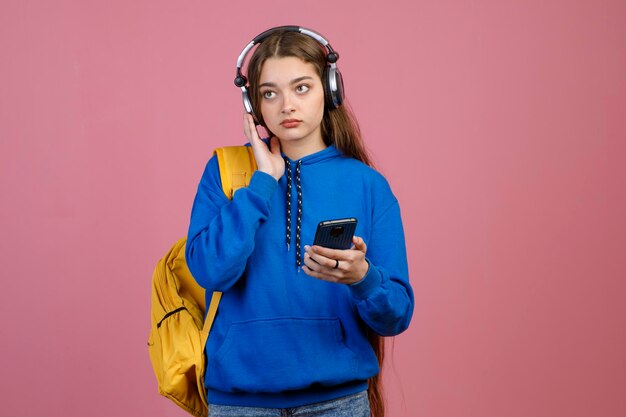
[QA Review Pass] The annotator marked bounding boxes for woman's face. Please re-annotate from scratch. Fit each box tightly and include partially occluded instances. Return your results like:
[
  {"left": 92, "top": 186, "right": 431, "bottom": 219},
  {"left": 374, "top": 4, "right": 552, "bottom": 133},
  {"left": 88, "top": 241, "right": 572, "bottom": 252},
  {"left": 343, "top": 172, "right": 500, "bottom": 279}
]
[{"left": 257, "top": 56, "right": 325, "bottom": 146}]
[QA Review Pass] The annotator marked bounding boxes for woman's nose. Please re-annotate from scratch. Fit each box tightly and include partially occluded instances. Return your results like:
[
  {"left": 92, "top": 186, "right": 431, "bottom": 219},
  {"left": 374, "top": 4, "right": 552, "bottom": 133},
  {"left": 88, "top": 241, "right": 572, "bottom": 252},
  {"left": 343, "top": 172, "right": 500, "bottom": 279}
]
[{"left": 281, "top": 94, "right": 295, "bottom": 113}]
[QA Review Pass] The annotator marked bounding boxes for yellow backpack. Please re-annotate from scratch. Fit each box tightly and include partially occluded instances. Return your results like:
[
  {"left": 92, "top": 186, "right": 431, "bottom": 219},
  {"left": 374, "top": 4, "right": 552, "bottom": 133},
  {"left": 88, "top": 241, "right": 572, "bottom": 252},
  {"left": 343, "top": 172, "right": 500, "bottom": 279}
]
[{"left": 148, "top": 146, "right": 257, "bottom": 417}]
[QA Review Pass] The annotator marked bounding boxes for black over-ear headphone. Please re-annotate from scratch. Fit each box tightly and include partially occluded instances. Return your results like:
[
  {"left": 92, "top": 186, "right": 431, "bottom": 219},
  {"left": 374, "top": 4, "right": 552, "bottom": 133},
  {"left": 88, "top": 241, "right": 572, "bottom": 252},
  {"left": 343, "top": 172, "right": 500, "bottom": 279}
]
[{"left": 234, "top": 26, "right": 344, "bottom": 123}]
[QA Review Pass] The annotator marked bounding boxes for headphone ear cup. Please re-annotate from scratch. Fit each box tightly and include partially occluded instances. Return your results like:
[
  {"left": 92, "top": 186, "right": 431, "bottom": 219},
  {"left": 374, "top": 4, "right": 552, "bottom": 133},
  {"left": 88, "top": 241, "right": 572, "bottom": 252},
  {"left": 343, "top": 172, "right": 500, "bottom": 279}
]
[
  {"left": 323, "top": 66, "right": 333, "bottom": 108},
  {"left": 333, "top": 68, "right": 344, "bottom": 107},
  {"left": 323, "top": 65, "right": 344, "bottom": 109},
  {"left": 241, "top": 87, "right": 256, "bottom": 119}
]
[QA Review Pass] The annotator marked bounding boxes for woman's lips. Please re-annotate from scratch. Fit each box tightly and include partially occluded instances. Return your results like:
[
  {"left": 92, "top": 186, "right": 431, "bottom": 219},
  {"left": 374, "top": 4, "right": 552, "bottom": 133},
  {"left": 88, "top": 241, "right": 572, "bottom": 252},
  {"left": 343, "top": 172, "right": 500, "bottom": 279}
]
[{"left": 281, "top": 119, "right": 301, "bottom": 128}]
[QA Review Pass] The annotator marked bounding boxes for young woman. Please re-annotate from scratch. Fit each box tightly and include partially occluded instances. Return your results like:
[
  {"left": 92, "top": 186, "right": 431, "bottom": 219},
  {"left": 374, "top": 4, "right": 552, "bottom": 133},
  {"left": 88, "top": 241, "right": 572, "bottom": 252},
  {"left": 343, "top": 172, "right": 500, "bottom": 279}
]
[{"left": 186, "top": 26, "right": 414, "bottom": 417}]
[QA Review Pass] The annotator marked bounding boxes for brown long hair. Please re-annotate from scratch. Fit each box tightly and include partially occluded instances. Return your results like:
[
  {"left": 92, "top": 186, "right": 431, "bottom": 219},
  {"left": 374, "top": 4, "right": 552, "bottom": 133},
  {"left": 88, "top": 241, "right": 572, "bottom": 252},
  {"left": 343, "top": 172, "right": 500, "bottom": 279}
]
[{"left": 246, "top": 30, "right": 385, "bottom": 417}]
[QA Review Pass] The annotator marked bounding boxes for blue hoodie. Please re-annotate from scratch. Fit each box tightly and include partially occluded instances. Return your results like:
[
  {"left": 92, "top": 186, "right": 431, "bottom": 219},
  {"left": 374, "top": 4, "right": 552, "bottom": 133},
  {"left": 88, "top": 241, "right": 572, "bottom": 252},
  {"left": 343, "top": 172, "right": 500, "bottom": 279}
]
[{"left": 186, "top": 144, "right": 414, "bottom": 408}]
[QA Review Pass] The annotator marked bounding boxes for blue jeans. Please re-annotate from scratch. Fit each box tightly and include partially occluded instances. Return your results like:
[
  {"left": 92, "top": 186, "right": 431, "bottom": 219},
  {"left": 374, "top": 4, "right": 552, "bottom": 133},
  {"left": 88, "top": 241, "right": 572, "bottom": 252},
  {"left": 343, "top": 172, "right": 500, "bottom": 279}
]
[{"left": 208, "top": 390, "right": 370, "bottom": 417}]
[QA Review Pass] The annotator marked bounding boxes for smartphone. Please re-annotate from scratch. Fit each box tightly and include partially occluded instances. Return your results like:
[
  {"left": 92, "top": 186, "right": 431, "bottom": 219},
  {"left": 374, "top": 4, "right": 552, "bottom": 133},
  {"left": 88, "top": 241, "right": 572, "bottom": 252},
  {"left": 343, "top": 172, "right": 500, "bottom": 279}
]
[{"left": 313, "top": 218, "right": 358, "bottom": 250}]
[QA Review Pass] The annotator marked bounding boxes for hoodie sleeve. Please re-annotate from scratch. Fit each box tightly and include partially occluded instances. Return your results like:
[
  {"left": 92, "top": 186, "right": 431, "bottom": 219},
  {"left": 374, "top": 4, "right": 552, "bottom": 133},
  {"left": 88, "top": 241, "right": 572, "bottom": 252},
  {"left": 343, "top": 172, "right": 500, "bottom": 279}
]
[
  {"left": 185, "top": 155, "right": 278, "bottom": 292},
  {"left": 348, "top": 194, "right": 414, "bottom": 337}
]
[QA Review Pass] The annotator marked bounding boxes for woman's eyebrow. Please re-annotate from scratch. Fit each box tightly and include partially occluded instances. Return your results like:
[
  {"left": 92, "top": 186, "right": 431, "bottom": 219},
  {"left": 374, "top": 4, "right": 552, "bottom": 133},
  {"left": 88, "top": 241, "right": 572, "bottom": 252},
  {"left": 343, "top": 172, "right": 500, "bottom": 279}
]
[{"left": 259, "top": 76, "right": 314, "bottom": 88}]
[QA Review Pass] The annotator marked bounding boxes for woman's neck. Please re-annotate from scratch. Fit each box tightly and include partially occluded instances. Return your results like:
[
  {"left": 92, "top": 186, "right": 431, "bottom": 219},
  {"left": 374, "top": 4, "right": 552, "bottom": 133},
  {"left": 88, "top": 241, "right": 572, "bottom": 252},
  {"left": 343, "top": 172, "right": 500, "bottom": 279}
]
[{"left": 280, "top": 136, "right": 327, "bottom": 161}]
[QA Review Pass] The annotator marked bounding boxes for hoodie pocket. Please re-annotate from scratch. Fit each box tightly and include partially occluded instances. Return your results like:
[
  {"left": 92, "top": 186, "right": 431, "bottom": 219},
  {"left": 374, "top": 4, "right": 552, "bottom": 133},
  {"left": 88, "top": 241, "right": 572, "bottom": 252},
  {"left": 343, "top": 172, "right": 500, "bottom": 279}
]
[{"left": 210, "top": 317, "right": 359, "bottom": 393}]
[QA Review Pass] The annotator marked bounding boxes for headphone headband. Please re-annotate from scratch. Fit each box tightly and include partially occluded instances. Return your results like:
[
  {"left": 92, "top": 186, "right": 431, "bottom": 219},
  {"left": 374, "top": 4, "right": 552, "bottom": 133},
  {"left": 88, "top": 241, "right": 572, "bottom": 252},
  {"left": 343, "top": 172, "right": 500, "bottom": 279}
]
[{"left": 235, "top": 26, "right": 337, "bottom": 77}]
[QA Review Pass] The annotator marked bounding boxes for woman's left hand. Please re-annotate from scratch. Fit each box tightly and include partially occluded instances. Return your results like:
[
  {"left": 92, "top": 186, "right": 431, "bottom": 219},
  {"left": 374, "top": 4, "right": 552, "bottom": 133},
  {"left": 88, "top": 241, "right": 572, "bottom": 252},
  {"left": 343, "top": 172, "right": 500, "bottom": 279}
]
[{"left": 302, "top": 236, "right": 369, "bottom": 285}]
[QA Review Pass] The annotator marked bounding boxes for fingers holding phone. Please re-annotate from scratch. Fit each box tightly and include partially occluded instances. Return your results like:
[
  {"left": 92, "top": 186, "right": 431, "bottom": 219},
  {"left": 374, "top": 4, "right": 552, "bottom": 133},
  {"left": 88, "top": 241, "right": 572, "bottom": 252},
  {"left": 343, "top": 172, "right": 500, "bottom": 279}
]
[{"left": 303, "top": 218, "right": 369, "bottom": 285}]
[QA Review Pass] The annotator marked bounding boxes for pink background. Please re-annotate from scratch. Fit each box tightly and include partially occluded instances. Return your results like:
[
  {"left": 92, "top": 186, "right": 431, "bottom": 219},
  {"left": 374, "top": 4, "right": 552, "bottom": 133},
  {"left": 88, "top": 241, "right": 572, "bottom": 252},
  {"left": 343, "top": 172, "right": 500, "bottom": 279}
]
[{"left": 1, "top": 0, "right": 625, "bottom": 416}]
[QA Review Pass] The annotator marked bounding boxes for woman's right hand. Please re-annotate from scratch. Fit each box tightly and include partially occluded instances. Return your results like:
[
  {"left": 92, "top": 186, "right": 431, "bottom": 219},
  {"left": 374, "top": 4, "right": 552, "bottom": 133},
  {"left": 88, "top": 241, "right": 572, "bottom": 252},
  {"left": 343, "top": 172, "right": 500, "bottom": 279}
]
[{"left": 243, "top": 113, "right": 285, "bottom": 181}]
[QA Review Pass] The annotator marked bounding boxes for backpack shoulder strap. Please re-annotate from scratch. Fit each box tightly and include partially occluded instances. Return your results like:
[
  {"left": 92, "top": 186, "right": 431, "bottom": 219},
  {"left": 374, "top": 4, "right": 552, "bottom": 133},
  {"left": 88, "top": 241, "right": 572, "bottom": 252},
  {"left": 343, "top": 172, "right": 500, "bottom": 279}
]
[
  {"left": 201, "top": 145, "right": 256, "bottom": 336},
  {"left": 214, "top": 145, "right": 258, "bottom": 199}
]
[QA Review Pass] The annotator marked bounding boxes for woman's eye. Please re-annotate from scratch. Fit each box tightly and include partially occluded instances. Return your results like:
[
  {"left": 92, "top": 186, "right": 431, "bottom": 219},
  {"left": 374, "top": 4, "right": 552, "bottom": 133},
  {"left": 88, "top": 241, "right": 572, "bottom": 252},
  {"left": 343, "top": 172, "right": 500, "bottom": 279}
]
[
  {"left": 296, "top": 84, "right": 310, "bottom": 93},
  {"left": 262, "top": 91, "right": 276, "bottom": 99}
]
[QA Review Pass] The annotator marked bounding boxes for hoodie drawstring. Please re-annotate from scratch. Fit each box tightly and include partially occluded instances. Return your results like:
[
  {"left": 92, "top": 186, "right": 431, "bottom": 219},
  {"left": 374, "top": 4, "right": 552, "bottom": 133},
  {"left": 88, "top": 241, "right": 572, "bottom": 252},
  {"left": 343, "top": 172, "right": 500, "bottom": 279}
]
[
  {"left": 283, "top": 157, "right": 303, "bottom": 267},
  {"left": 295, "top": 160, "right": 303, "bottom": 267},
  {"left": 284, "top": 157, "right": 292, "bottom": 251}
]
